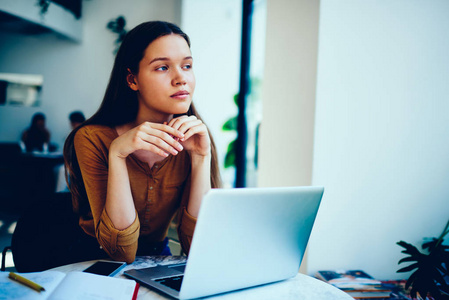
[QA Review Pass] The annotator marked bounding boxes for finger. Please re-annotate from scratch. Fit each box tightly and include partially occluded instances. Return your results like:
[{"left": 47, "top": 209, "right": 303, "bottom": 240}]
[
  {"left": 178, "top": 119, "right": 203, "bottom": 135},
  {"left": 183, "top": 123, "right": 208, "bottom": 141},
  {"left": 138, "top": 131, "right": 182, "bottom": 154},
  {"left": 168, "top": 115, "right": 190, "bottom": 130},
  {"left": 167, "top": 116, "right": 186, "bottom": 128},
  {"left": 162, "top": 121, "right": 182, "bottom": 142},
  {"left": 138, "top": 139, "right": 170, "bottom": 157},
  {"left": 135, "top": 132, "right": 174, "bottom": 156},
  {"left": 143, "top": 122, "right": 184, "bottom": 139},
  {"left": 130, "top": 132, "right": 172, "bottom": 157},
  {"left": 139, "top": 123, "right": 184, "bottom": 150},
  {"left": 169, "top": 116, "right": 200, "bottom": 134}
]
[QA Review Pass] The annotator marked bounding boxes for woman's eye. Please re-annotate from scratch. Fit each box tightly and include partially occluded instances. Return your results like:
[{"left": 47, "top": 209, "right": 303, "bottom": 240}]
[
  {"left": 183, "top": 64, "right": 192, "bottom": 70},
  {"left": 156, "top": 66, "right": 168, "bottom": 71}
]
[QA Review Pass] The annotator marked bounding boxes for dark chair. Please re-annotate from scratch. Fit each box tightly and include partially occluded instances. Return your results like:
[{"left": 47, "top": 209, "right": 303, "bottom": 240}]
[
  {"left": 8, "top": 192, "right": 78, "bottom": 272},
  {"left": 2, "top": 192, "right": 107, "bottom": 272}
]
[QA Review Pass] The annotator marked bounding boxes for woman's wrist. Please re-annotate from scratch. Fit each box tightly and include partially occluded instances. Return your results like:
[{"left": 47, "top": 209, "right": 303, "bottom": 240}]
[
  {"left": 190, "top": 151, "right": 211, "bottom": 165},
  {"left": 109, "top": 140, "right": 128, "bottom": 160}
]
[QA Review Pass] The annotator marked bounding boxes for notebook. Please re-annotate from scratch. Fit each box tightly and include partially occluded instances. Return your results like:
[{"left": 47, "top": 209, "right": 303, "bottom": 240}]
[
  {"left": 1, "top": 271, "right": 139, "bottom": 300},
  {"left": 124, "top": 186, "right": 324, "bottom": 299}
]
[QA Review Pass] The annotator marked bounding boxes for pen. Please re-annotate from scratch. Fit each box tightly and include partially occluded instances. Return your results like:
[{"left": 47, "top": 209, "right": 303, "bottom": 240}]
[{"left": 8, "top": 272, "right": 46, "bottom": 292}]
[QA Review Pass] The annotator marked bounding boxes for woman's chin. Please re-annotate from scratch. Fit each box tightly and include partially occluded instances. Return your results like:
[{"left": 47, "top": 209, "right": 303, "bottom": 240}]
[{"left": 171, "top": 106, "right": 191, "bottom": 115}]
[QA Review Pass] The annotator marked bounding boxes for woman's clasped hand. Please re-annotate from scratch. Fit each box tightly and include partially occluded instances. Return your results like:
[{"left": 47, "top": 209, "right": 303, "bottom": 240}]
[{"left": 110, "top": 115, "right": 210, "bottom": 160}]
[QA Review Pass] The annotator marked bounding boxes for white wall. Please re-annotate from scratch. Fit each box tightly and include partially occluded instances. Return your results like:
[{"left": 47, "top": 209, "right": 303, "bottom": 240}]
[
  {"left": 181, "top": 0, "right": 242, "bottom": 187},
  {"left": 258, "top": 0, "right": 319, "bottom": 189},
  {"left": 309, "top": 0, "right": 449, "bottom": 279},
  {"left": 258, "top": 0, "right": 319, "bottom": 187},
  {"left": 0, "top": 0, "right": 181, "bottom": 150}
]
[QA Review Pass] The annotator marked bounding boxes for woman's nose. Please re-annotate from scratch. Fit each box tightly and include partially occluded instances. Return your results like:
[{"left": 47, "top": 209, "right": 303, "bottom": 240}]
[{"left": 172, "top": 69, "right": 187, "bottom": 86}]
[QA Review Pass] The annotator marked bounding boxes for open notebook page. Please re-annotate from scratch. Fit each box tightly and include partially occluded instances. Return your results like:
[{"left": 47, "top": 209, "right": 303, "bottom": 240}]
[
  {"left": 48, "top": 271, "right": 137, "bottom": 300},
  {"left": 0, "top": 271, "right": 66, "bottom": 300}
]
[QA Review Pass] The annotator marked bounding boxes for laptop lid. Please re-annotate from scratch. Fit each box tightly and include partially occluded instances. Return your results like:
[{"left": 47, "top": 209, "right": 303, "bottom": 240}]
[{"left": 178, "top": 186, "right": 323, "bottom": 299}]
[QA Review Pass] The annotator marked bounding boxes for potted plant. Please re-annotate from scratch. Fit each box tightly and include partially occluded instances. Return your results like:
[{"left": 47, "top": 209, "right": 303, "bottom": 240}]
[
  {"left": 397, "top": 220, "right": 449, "bottom": 299},
  {"left": 106, "top": 16, "right": 128, "bottom": 54}
]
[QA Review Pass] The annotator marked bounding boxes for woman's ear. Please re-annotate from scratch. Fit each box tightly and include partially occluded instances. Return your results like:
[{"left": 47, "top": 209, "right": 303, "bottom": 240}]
[{"left": 126, "top": 68, "right": 138, "bottom": 91}]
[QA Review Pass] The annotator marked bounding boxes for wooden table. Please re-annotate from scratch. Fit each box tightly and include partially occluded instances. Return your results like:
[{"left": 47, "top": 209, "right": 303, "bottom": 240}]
[{"left": 51, "top": 256, "right": 353, "bottom": 299}]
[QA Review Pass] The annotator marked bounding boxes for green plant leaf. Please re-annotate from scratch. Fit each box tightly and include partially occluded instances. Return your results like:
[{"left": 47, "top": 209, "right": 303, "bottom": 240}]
[
  {"left": 227, "top": 139, "right": 236, "bottom": 153},
  {"left": 224, "top": 151, "right": 235, "bottom": 168},
  {"left": 431, "top": 267, "right": 448, "bottom": 286},
  {"left": 423, "top": 238, "right": 440, "bottom": 251},
  {"left": 436, "top": 264, "right": 449, "bottom": 277},
  {"left": 222, "top": 117, "right": 237, "bottom": 131},
  {"left": 224, "top": 140, "right": 236, "bottom": 168},
  {"left": 398, "top": 256, "right": 418, "bottom": 264},
  {"left": 398, "top": 262, "right": 420, "bottom": 273},
  {"left": 234, "top": 94, "right": 239, "bottom": 106},
  {"left": 397, "top": 220, "right": 449, "bottom": 299},
  {"left": 397, "top": 241, "right": 422, "bottom": 257}
]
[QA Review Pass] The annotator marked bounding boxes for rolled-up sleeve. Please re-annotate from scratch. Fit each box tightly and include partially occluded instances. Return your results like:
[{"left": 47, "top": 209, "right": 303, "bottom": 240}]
[
  {"left": 74, "top": 127, "right": 140, "bottom": 263},
  {"left": 97, "top": 209, "right": 140, "bottom": 263},
  {"left": 177, "top": 207, "right": 197, "bottom": 254}
]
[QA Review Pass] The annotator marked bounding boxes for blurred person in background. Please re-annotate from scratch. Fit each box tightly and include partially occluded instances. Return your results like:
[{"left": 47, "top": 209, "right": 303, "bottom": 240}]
[
  {"left": 69, "top": 111, "right": 86, "bottom": 130},
  {"left": 21, "top": 112, "right": 51, "bottom": 152}
]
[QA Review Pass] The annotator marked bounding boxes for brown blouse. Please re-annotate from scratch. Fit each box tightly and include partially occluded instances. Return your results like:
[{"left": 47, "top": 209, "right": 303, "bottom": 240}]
[{"left": 74, "top": 124, "right": 196, "bottom": 263}]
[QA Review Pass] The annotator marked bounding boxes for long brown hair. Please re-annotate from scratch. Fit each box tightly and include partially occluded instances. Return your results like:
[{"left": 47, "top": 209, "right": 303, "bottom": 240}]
[{"left": 64, "top": 21, "right": 221, "bottom": 215}]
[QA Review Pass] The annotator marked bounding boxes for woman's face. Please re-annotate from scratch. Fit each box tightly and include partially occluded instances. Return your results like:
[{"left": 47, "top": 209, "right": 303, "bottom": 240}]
[{"left": 129, "top": 34, "right": 195, "bottom": 120}]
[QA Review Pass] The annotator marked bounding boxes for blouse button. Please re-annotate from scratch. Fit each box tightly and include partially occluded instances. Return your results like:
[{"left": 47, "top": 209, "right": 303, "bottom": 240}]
[{"left": 150, "top": 186, "right": 153, "bottom": 190}]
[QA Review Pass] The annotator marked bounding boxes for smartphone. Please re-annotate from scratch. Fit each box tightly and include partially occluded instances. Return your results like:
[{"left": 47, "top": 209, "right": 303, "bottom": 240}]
[{"left": 83, "top": 260, "right": 127, "bottom": 277}]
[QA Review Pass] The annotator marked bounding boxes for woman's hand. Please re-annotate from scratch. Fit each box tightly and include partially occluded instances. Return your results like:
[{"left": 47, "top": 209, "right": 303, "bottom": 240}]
[
  {"left": 168, "top": 115, "right": 211, "bottom": 157},
  {"left": 110, "top": 122, "right": 185, "bottom": 159}
]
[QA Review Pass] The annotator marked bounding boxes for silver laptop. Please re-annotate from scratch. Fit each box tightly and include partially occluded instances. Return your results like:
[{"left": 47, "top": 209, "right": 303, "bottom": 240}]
[{"left": 124, "top": 186, "right": 323, "bottom": 299}]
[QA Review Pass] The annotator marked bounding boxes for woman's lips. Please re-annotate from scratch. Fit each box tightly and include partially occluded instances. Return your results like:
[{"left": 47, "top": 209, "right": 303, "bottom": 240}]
[{"left": 171, "top": 90, "right": 189, "bottom": 99}]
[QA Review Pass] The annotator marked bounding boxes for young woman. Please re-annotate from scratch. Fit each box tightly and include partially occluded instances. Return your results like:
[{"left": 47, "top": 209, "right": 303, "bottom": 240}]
[{"left": 64, "top": 21, "right": 221, "bottom": 263}]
